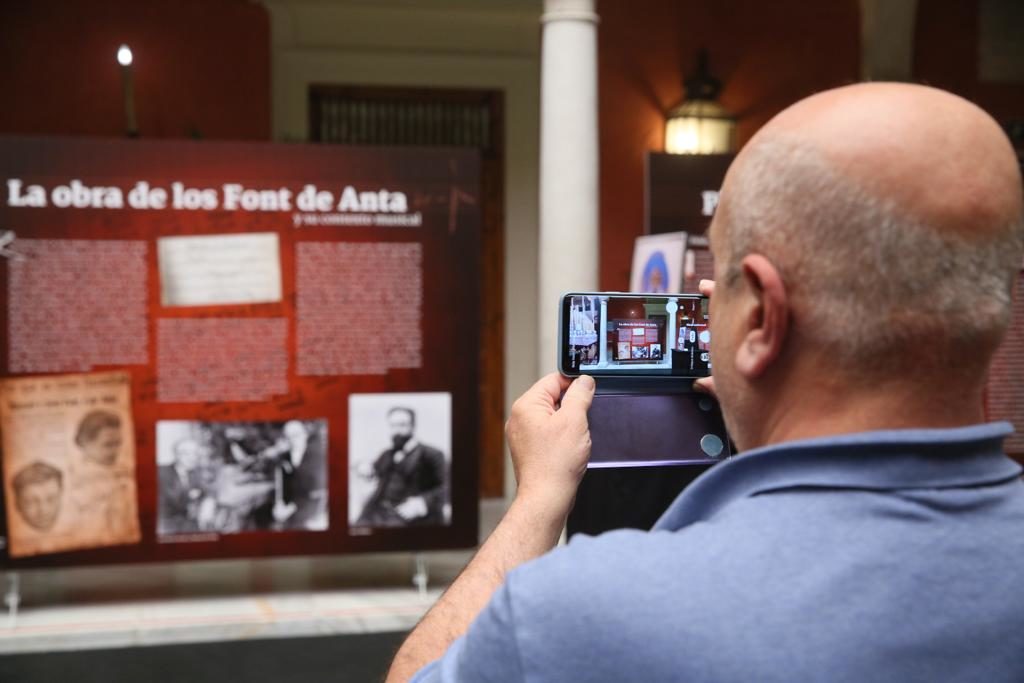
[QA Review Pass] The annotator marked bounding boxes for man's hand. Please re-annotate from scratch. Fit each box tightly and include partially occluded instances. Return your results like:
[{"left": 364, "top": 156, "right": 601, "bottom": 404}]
[
  {"left": 396, "top": 496, "right": 428, "bottom": 520},
  {"left": 355, "top": 462, "right": 375, "bottom": 480},
  {"left": 272, "top": 500, "right": 297, "bottom": 523},
  {"left": 505, "top": 372, "right": 596, "bottom": 514},
  {"left": 693, "top": 278, "right": 717, "bottom": 398},
  {"left": 385, "top": 372, "right": 595, "bottom": 682},
  {"left": 196, "top": 496, "right": 217, "bottom": 530}
]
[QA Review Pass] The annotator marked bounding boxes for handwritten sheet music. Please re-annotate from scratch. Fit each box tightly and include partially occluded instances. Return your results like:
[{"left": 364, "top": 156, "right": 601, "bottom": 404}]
[{"left": 157, "top": 232, "right": 283, "bottom": 307}]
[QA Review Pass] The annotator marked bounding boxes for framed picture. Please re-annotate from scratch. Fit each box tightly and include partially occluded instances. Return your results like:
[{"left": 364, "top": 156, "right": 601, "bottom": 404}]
[{"left": 629, "top": 232, "right": 687, "bottom": 293}]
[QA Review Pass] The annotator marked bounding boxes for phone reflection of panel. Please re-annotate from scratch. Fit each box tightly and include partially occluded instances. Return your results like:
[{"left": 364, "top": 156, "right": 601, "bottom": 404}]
[
  {"left": 605, "top": 296, "right": 669, "bottom": 370},
  {"left": 567, "top": 295, "right": 600, "bottom": 372},
  {"left": 349, "top": 392, "right": 452, "bottom": 530},
  {"left": 156, "top": 420, "right": 328, "bottom": 537}
]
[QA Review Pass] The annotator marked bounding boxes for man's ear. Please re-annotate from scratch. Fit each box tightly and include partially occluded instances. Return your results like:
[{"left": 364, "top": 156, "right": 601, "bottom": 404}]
[{"left": 734, "top": 254, "right": 789, "bottom": 379}]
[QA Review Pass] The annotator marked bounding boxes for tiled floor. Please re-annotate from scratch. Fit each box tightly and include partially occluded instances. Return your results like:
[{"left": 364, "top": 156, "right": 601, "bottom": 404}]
[{"left": 0, "top": 499, "right": 506, "bottom": 655}]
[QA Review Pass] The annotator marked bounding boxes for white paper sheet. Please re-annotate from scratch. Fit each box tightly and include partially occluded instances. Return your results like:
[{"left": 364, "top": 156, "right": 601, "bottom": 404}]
[{"left": 158, "top": 233, "right": 283, "bottom": 307}]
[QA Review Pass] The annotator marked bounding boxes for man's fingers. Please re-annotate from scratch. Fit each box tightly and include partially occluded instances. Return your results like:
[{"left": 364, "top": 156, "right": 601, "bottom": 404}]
[
  {"left": 518, "top": 372, "right": 571, "bottom": 413},
  {"left": 535, "top": 371, "right": 571, "bottom": 402},
  {"left": 693, "top": 376, "right": 716, "bottom": 398},
  {"left": 559, "top": 375, "right": 596, "bottom": 414},
  {"left": 694, "top": 281, "right": 716, "bottom": 398}
]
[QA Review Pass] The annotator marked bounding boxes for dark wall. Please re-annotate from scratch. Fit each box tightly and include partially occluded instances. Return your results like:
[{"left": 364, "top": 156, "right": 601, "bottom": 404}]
[
  {"left": 914, "top": 0, "right": 1024, "bottom": 122},
  {"left": 0, "top": 0, "right": 270, "bottom": 140}
]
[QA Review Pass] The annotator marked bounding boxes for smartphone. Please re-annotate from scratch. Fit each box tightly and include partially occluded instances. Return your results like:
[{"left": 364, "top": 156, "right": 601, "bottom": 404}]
[{"left": 558, "top": 292, "right": 711, "bottom": 377}]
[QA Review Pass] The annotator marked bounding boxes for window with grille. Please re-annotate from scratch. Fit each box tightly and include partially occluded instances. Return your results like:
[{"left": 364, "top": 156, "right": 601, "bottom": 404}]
[{"left": 309, "top": 86, "right": 499, "bottom": 153}]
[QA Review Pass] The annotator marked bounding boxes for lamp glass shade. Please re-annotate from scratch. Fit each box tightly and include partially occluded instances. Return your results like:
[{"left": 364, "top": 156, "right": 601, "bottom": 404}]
[{"left": 664, "top": 100, "right": 735, "bottom": 155}]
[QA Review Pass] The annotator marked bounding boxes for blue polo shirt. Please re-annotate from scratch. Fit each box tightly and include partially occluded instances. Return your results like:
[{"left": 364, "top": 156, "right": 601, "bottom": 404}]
[{"left": 413, "top": 423, "right": 1024, "bottom": 682}]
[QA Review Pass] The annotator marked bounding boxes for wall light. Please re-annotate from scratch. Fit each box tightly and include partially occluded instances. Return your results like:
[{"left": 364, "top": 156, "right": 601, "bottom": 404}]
[
  {"left": 117, "top": 44, "right": 138, "bottom": 137},
  {"left": 664, "top": 50, "right": 735, "bottom": 155},
  {"left": 117, "top": 44, "right": 133, "bottom": 67}
]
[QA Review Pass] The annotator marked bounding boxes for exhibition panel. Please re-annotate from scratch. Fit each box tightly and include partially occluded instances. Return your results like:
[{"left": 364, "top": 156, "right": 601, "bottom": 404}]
[{"left": 0, "top": 136, "right": 482, "bottom": 568}]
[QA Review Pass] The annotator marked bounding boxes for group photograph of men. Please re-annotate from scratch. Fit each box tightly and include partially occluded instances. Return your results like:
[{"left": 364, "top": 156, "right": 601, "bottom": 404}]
[{"left": 156, "top": 419, "right": 328, "bottom": 536}]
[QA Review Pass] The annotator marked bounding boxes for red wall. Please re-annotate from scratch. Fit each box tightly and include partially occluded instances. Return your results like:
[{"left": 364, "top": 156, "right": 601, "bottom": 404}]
[
  {"left": 596, "top": 0, "right": 862, "bottom": 289},
  {"left": 0, "top": 0, "right": 269, "bottom": 140}
]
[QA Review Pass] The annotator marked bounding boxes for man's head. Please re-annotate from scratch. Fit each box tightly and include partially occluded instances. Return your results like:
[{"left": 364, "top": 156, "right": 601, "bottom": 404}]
[
  {"left": 75, "top": 410, "right": 123, "bottom": 466},
  {"left": 12, "top": 461, "right": 63, "bottom": 531},
  {"left": 708, "top": 83, "right": 1024, "bottom": 450},
  {"left": 387, "top": 407, "right": 416, "bottom": 450},
  {"left": 283, "top": 420, "right": 309, "bottom": 453},
  {"left": 173, "top": 438, "right": 202, "bottom": 470}
]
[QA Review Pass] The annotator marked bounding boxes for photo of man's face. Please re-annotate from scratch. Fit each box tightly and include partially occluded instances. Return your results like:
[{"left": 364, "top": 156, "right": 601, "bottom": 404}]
[
  {"left": 81, "top": 425, "right": 122, "bottom": 465},
  {"left": 174, "top": 438, "right": 202, "bottom": 470},
  {"left": 388, "top": 409, "right": 415, "bottom": 450},
  {"left": 12, "top": 463, "right": 64, "bottom": 532},
  {"left": 283, "top": 420, "right": 309, "bottom": 454},
  {"left": 75, "top": 410, "right": 123, "bottom": 466}
]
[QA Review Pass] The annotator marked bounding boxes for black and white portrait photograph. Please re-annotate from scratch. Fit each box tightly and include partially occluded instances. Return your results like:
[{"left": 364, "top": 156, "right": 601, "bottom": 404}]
[
  {"left": 348, "top": 392, "right": 452, "bottom": 529},
  {"left": 156, "top": 419, "right": 328, "bottom": 537}
]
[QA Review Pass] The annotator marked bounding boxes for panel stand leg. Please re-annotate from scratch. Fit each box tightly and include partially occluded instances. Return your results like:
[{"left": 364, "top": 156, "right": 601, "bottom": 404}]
[
  {"left": 412, "top": 553, "right": 428, "bottom": 598},
  {"left": 4, "top": 572, "right": 20, "bottom": 629}
]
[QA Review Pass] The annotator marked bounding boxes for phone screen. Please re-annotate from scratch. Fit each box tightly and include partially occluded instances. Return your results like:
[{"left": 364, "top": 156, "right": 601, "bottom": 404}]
[{"left": 560, "top": 293, "right": 710, "bottom": 377}]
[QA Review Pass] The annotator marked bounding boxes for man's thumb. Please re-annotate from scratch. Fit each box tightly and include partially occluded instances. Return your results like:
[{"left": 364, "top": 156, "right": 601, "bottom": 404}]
[{"left": 560, "top": 375, "right": 596, "bottom": 413}]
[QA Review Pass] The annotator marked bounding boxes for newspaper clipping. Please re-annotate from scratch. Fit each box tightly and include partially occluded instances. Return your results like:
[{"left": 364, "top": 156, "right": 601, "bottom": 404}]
[{"left": 1, "top": 371, "right": 141, "bottom": 558}]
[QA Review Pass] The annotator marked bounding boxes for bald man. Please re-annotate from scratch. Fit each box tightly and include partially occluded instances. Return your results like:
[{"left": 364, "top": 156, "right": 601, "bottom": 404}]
[{"left": 388, "top": 84, "right": 1024, "bottom": 682}]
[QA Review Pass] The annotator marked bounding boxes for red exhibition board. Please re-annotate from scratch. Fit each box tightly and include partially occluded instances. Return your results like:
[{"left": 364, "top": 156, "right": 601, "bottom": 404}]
[{"left": 0, "top": 136, "right": 481, "bottom": 568}]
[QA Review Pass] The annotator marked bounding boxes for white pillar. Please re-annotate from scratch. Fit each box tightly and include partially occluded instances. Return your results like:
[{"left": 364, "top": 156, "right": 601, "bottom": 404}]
[
  {"left": 665, "top": 299, "right": 678, "bottom": 367},
  {"left": 859, "top": 0, "right": 918, "bottom": 81},
  {"left": 598, "top": 296, "right": 609, "bottom": 367},
  {"left": 539, "top": 0, "right": 600, "bottom": 373}
]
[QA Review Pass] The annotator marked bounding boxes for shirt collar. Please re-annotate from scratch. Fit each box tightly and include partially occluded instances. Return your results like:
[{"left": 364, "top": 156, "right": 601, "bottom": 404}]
[
  {"left": 400, "top": 438, "right": 420, "bottom": 455},
  {"left": 654, "top": 422, "right": 1021, "bottom": 531}
]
